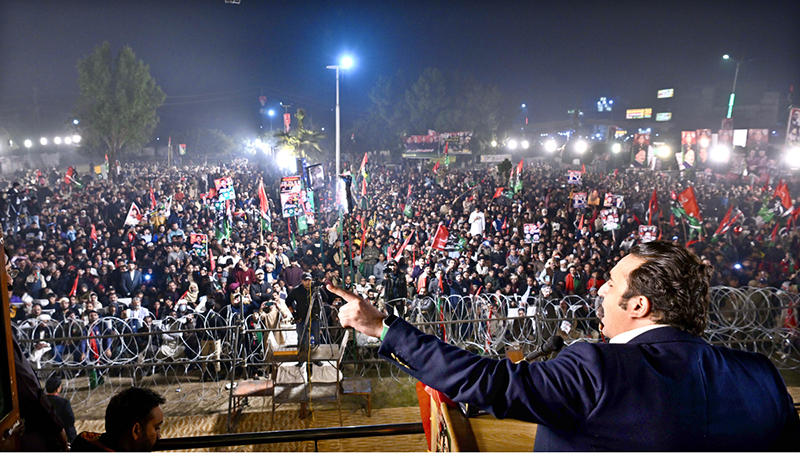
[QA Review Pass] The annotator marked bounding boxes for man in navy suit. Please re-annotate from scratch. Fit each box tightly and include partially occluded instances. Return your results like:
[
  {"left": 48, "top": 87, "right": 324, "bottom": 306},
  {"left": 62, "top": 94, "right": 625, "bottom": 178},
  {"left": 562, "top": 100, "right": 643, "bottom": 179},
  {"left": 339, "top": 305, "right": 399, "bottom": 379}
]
[{"left": 331, "top": 241, "right": 799, "bottom": 451}]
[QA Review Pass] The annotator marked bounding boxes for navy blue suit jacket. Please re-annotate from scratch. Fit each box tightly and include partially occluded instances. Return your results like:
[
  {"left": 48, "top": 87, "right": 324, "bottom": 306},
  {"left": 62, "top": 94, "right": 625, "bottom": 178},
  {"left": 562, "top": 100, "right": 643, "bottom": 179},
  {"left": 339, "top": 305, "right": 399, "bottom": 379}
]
[{"left": 379, "top": 320, "right": 799, "bottom": 451}]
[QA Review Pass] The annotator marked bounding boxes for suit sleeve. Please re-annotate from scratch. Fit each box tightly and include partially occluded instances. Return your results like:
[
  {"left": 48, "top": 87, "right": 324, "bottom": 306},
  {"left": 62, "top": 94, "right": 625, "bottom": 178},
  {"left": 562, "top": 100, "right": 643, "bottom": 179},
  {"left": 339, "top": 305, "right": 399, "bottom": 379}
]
[{"left": 378, "top": 318, "right": 603, "bottom": 432}]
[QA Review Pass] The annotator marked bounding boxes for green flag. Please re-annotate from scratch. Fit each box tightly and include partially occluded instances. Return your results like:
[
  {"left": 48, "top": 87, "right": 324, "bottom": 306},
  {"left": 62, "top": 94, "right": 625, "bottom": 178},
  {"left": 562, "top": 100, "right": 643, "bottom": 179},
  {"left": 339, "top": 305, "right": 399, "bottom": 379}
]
[
  {"left": 215, "top": 217, "right": 231, "bottom": 240},
  {"left": 297, "top": 215, "right": 308, "bottom": 235},
  {"left": 261, "top": 216, "right": 272, "bottom": 233},
  {"left": 404, "top": 203, "right": 413, "bottom": 217}
]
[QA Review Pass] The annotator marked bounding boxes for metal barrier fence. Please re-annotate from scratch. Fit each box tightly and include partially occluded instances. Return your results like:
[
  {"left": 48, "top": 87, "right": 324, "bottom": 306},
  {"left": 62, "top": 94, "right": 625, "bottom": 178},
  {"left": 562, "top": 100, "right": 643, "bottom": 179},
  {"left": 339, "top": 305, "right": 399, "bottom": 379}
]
[{"left": 13, "top": 286, "right": 800, "bottom": 417}]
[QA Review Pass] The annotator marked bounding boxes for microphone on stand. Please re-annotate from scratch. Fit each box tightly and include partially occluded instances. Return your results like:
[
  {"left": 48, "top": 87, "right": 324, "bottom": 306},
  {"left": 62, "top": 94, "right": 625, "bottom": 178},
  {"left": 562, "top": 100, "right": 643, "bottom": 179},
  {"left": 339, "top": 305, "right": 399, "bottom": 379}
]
[{"left": 517, "top": 335, "right": 565, "bottom": 363}]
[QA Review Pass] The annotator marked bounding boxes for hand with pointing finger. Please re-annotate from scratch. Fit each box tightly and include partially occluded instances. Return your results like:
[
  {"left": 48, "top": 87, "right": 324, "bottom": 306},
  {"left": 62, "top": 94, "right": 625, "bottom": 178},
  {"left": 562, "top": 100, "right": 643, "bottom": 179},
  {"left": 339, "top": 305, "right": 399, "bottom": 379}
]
[{"left": 326, "top": 283, "right": 386, "bottom": 338}]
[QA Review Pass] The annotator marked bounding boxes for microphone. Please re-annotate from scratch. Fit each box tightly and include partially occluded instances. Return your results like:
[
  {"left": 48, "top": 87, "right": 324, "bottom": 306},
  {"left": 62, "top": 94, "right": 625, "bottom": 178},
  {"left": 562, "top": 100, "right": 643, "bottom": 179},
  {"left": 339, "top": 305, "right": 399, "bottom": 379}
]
[{"left": 518, "top": 335, "right": 564, "bottom": 363}]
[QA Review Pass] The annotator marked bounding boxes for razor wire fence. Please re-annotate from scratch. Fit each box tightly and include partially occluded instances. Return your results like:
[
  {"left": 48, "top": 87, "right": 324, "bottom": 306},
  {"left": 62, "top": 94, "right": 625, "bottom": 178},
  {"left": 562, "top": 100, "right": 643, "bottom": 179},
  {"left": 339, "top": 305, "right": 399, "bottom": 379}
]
[{"left": 13, "top": 286, "right": 800, "bottom": 417}]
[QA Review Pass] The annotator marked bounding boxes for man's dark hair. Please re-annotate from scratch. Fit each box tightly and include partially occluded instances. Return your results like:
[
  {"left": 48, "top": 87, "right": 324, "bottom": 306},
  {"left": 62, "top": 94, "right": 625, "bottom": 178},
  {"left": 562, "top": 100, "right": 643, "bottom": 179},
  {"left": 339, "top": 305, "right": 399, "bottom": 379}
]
[
  {"left": 104, "top": 387, "right": 165, "bottom": 438},
  {"left": 623, "top": 241, "right": 712, "bottom": 337},
  {"left": 45, "top": 375, "right": 62, "bottom": 394}
]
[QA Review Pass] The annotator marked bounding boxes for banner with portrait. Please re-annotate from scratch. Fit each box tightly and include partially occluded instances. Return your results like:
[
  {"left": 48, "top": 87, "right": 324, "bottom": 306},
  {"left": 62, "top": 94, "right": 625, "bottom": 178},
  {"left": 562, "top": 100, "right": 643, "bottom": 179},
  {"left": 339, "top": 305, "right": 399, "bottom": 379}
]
[
  {"left": 523, "top": 223, "right": 541, "bottom": 244},
  {"left": 600, "top": 208, "right": 620, "bottom": 231},
  {"left": 573, "top": 192, "right": 587, "bottom": 208},
  {"left": 630, "top": 134, "right": 650, "bottom": 168},
  {"left": 604, "top": 193, "right": 624, "bottom": 209},
  {"left": 567, "top": 170, "right": 583, "bottom": 185},
  {"left": 214, "top": 177, "right": 236, "bottom": 201},
  {"left": 695, "top": 129, "right": 712, "bottom": 170},
  {"left": 746, "top": 129, "right": 769, "bottom": 154},
  {"left": 280, "top": 176, "right": 304, "bottom": 218},
  {"left": 638, "top": 225, "right": 657, "bottom": 243},
  {"left": 190, "top": 233, "right": 208, "bottom": 257},
  {"left": 678, "top": 131, "right": 696, "bottom": 170}
]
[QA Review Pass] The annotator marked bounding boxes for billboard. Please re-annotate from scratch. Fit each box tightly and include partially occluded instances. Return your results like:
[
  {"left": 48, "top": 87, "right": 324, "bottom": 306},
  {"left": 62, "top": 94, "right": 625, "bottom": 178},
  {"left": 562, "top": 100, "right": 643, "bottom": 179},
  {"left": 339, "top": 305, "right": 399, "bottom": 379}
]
[
  {"left": 787, "top": 108, "right": 800, "bottom": 147},
  {"left": 657, "top": 88, "right": 674, "bottom": 99},
  {"left": 279, "top": 176, "right": 303, "bottom": 218},
  {"left": 655, "top": 112, "right": 672, "bottom": 122},
  {"left": 631, "top": 134, "right": 650, "bottom": 168},
  {"left": 626, "top": 108, "right": 652, "bottom": 119},
  {"left": 403, "top": 130, "right": 473, "bottom": 157}
]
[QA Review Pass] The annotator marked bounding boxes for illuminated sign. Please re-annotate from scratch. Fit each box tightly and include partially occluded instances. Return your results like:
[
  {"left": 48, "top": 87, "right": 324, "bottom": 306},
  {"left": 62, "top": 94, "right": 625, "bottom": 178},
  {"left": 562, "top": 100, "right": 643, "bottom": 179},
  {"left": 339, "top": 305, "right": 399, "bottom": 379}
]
[
  {"left": 655, "top": 112, "right": 672, "bottom": 121},
  {"left": 614, "top": 129, "right": 627, "bottom": 138},
  {"left": 626, "top": 108, "right": 652, "bottom": 119},
  {"left": 657, "top": 88, "right": 674, "bottom": 99}
]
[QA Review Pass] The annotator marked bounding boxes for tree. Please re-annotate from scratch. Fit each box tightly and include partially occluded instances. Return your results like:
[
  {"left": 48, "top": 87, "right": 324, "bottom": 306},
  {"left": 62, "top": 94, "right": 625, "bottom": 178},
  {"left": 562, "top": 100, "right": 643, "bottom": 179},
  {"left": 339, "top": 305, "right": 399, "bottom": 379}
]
[
  {"left": 174, "top": 128, "right": 235, "bottom": 157},
  {"left": 273, "top": 108, "right": 326, "bottom": 163},
  {"left": 74, "top": 42, "right": 165, "bottom": 178}
]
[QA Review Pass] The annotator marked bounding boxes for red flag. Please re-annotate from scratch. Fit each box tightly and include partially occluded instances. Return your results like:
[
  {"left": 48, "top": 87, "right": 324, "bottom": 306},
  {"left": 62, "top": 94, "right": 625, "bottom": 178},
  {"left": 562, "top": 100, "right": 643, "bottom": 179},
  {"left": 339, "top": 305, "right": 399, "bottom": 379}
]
[
  {"left": 130, "top": 246, "right": 136, "bottom": 262},
  {"left": 516, "top": 159, "right": 524, "bottom": 176},
  {"left": 359, "top": 152, "right": 368, "bottom": 172},
  {"left": 678, "top": 187, "right": 702, "bottom": 221},
  {"left": 150, "top": 187, "right": 157, "bottom": 210},
  {"left": 773, "top": 182, "right": 793, "bottom": 210},
  {"left": 501, "top": 217, "right": 508, "bottom": 232},
  {"left": 68, "top": 247, "right": 72, "bottom": 256},
  {"left": 69, "top": 276, "right": 79, "bottom": 297},
  {"left": 90, "top": 224, "right": 98, "bottom": 243},
  {"left": 647, "top": 188, "right": 659, "bottom": 225},
  {"left": 581, "top": 164, "right": 586, "bottom": 174},
  {"left": 614, "top": 169, "right": 618, "bottom": 178},
  {"left": 714, "top": 206, "right": 742, "bottom": 237},
  {"left": 257, "top": 180, "right": 269, "bottom": 217},
  {"left": 393, "top": 231, "right": 415, "bottom": 262},
  {"left": 65, "top": 166, "right": 74, "bottom": 185},
  {"left": 432, "top": 161, "right": 441, "bottom": 173},
  {"left": 632, "top": 213, "right": 642, "bottom": 225},
  {"left": 492, "top": 187, "right": 505, "bottom": 199},
  {"left": 578, "top": 214, "right": 584, "bottom": 230},
  {"left": 670, "top": 212, "right": 676, "bottom": 227},
  {"left": 771, "top": 222, "right": 780, "bottom": 243},
  {"left": 359, "top": 220, "right": 368, "bottom": 256},
  {"left": 209, "top": 248, "right": 216, "bottom": 273},
  {"left": 686, "top": 239, "right": 701, "bottom": 248},
  {"left": 431, "top": 224, "right": 449, "bottom": 251}
]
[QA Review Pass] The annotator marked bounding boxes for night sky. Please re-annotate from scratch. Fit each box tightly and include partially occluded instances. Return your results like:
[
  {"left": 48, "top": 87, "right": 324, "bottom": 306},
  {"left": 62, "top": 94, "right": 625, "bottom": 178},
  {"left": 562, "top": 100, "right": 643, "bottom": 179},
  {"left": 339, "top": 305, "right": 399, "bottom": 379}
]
[{"left": 1, "top": 0, "right": 799, "bottom": 141}]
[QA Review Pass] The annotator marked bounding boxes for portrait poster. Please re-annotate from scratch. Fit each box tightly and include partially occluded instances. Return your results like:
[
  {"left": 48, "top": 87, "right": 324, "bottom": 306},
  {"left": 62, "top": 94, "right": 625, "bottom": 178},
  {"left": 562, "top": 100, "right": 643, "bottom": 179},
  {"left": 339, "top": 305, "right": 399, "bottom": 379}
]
[
  {"left": 573, "top": 192, "right": 587, "bottom": 209},
  {"left": 604, "top": 193, "right": 624, "bottom": 209},
  {"left": 567, "top": 170, "right": 583, "bottom": 185},
  {"left": 638, "top": 225, "right": 657, "bottom": 243},
  {"left": 717, "top": 129, "right": 733, "bottom": 148},
  {"left": 746, "top": 129, "right": 769, "bottom": 153},
  {"left": 600, "top": 208, "right": 619, "bottom": 231},
  {"left": 280, "top": 176, "right": 303, "bottom": 218},
  {"left": 695, "top": 129, "right": 712, "bottom": 169},
  {"left": 214, "top": 177, "right": 236, "bottom": 201},
  {"left": 678, "top": 130, "right": 696, "bottom": 170},
  {"left": 630, "top": 134, "right": 650, "bottom": 168},
  {"left": 786, "top": 108, "right": 800, "bottom": 147},
  {"left": 190, "top": 233, "right": 208, "bottom": 257},
  {"left": 301, "top": 189, "right": 315, "bottom": 225},
  {"left": 524, "top": 223, "right": 540, "bottom": 244}
]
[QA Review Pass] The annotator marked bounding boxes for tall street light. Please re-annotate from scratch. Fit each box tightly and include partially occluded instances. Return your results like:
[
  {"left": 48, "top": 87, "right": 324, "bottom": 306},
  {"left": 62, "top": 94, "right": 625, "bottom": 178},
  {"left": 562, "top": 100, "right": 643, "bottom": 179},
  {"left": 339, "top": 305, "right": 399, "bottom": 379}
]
[
  {"left": 327, "top": 55, "right": 354, "bottom": 177},
  {"left": 723, "top": 54, "right": 743, "bottom": 119}
]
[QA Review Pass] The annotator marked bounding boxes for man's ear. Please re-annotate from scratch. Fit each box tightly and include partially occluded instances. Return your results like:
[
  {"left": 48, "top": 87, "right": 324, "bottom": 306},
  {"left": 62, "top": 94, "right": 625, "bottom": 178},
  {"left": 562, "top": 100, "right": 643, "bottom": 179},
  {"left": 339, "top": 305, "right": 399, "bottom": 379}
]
[
  {"left": 131, "top": 421, "right": 142, "bottom": 441},
  {"left": 628, "top": 295, "right": 652, "bottom": 319}
]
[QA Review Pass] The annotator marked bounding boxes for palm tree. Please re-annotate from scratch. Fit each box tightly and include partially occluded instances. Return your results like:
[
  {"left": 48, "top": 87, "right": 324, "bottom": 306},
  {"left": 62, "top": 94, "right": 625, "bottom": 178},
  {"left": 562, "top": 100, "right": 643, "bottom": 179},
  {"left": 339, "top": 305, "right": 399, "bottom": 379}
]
[{"left": 273, "top": 108, "right": 326, "bottom": 163}]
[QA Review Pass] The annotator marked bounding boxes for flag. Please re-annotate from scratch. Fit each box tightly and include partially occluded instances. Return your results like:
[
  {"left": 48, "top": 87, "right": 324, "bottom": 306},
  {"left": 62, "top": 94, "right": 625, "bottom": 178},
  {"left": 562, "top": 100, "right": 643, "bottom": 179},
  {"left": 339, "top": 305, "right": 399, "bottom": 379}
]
[
  {"left": 513, "top": 159, "right": 523, "bottom": 194},
  {"left": 125, "top": 202, "right": 143, "bottom": 226},
  {"left": 257, "top": 179, "right": 269, "bottom": 217},
  {"left": 713, "top": 206, "right": 743, "bottom": 237},
  {"left": 393, "top": 231, "right": 415, "bottom": 262},
  {"left": 163, "top": 196, "right": 172, "bottom": 218},
  {"left": 773, "top": 181, "right": 793, "bottom": 212},
  {"left": 90, "top": 224, "right": 98, "bottom": 244},
  {"left": 431, "top": 224, "right": 449, "bottom": 250},
  {"left": 179, "top": 144, "right": 186, "bottom": 155},
  {"left": 432, "top": 160, "right": 441, "bottom": 174},
  {"left": 69, "top": 276, "right": 79, "bottom": 297},
  {"left": 150, "top": 187, "right": 157, "bottom": 210},
  {"left": 443, "top": 141, "right": 450, "bottom": 168},
  {"left": 677, "top": 187, "right": 702, "bottom": 221},
  {"left": 492, "top": 187, "right": 505, "bottom": 199},
  {"left": 771, "top": 221, "right": 780, "bottom": 243},
  {"left": 403, "top": 183, "right": 414, "bottom": 217},
  {"left": 65, "top": 166, "right": 84, "bottom": 188},
  {"left": 358, "top": 153, "right": 369, "bottom": 196},
  {"left": 647, "top": 188, "right": 658, "bottom": 225},
  {"left": 130, "top": 246, "right": 136, "bottom": 262},
  {"left": 209, "top": 247, "right": 216, "bottom": 273}
]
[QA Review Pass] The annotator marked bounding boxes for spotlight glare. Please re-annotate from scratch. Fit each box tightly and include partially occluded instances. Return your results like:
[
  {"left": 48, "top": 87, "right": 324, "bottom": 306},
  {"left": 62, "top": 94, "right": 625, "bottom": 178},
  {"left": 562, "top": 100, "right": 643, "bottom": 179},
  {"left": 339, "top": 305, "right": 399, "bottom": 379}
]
[
  {"left": 658, "top": 145, "right": 671, "bottom": 157},
  {"left": 786, "top": 146, "right": 800, "bottom": 168},
  {"left": 72, "top": 134, "right": 82, "bottom": 143},
  {"left": 491, "top": 140, "right": 497, "bottom": 147},
  {"left": 574, "top": 140, "right": 587, "bottom": 154},
  {"left": 40, "top": 137, "right": 48, "bottom": 145},
  {"left": 521, "top": 140, "right": 529, "bottom": 149},
  {"left": 64, "top": 137, "right": 72, "bottom": 145},
  {"left": 612, "top": 143, "right": 621, "bottom": 154},
  {"left": 54, "top": 136, "right": 62, "bottom": 145},
  {"left": 545, "top": 139, "right": 557, "bottom": 152},
  {"left": 24, "top": 139, "right": 33, "bottom": 148},
  {"left": 508, "top": 139, "right": 518, "bottom": 150},
  {"left": 710, "top": 145, "right": 731, "bottom": 162}
]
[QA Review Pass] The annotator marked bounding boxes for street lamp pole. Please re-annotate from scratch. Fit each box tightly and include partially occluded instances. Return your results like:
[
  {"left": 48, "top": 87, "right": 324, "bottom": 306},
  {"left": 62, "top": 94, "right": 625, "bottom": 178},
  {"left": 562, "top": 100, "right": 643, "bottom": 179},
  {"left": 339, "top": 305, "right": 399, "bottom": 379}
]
[
  {"left": 723, "top": 54, "right": 743, "bottom": 119},
  {"left": 327, "top": 56, "right": 353, "bottom": 178}
]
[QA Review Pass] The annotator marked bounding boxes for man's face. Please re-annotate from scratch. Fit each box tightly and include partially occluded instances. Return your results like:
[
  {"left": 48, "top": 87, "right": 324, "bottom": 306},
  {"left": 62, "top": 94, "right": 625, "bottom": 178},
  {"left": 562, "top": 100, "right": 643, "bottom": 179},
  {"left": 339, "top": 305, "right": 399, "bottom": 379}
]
[
  {"left": 302, "top": 278, "right": 312, "bottom": 290},
  {"left": 597, "top": 254, "right": 646, "bottom": 339},
  {"left": 134, "top": 405, "right": 164, "bottom": 451}
]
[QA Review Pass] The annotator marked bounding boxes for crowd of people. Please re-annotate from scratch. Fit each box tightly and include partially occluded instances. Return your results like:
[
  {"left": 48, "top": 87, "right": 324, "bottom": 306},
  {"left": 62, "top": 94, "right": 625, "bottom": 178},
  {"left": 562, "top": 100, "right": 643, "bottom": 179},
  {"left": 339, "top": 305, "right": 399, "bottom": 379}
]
[{"left": 7, "top": 154, "right": 800, "bottom": 379}]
